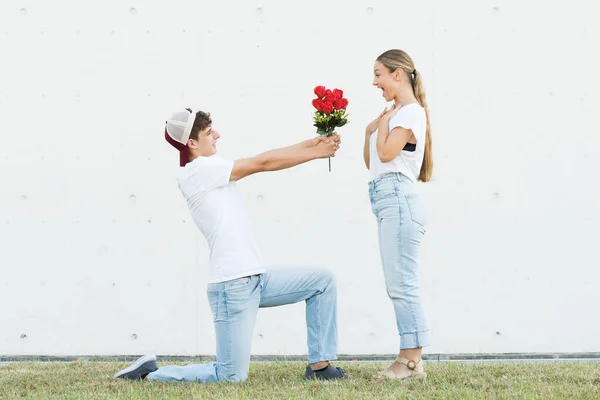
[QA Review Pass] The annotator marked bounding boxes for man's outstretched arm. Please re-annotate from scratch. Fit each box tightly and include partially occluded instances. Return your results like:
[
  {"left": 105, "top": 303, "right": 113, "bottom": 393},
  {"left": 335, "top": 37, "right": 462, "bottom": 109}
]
[{"left": 230, "top": 134, "right": 341, "bottom": 181}]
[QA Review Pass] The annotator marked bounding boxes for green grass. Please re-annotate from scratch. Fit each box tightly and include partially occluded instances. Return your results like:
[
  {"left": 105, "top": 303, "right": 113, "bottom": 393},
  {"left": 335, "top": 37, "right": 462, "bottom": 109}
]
[{"left": 1, "top": 360, "right": 599, "bottom": 399}]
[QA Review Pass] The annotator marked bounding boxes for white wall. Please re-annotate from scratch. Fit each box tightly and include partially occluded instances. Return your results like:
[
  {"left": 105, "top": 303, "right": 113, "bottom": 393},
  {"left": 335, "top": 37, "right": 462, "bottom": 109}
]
[{"left": 1, "top": 0, "right": 599, "bottom": 357}]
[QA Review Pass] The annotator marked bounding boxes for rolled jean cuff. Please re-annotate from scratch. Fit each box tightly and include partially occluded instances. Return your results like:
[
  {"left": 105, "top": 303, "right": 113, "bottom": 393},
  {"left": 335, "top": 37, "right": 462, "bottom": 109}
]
[
  {"left": 308, "top": 354, "right": 338, "bottom": 364},
  {"left": 400, "top": 330, "right": 431, "bottom": 349}
]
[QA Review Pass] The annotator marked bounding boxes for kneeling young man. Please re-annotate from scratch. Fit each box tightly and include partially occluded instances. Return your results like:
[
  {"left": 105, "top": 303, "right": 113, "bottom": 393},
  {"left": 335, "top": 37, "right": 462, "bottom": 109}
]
[{"left": 114, "top": 108, "right": 346, "bottom": 382}]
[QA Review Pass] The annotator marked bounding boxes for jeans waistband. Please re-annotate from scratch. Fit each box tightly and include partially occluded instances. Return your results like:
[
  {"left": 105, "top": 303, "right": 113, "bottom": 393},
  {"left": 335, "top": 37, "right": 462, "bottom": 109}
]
[
  {"left": 207, "top": 274, "right": 261, "bottom": 291},
  {"left": 368, "top": 172, "right": 407, "bottom": 189}
]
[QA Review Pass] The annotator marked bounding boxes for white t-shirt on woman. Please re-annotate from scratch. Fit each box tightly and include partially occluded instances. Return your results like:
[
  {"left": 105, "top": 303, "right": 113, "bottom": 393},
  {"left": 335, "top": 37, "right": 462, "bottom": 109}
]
[{"left": 369, "top": 103, "right": 427, "bottom": 183}]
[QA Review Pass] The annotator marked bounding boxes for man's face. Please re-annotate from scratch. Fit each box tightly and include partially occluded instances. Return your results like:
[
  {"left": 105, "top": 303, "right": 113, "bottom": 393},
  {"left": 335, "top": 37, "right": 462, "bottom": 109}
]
[{"left": 189, "top": 125, "right": 220, "bottom": 156}]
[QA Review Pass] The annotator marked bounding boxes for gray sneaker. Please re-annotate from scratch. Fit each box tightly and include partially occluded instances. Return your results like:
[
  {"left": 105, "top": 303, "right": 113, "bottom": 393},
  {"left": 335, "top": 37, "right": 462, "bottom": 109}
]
[
  {"left": 304, "top": 364, "right": 348, "bottom": 380},
  {"left": 113, "top": 355, "right": 158, "bottom": 380}
]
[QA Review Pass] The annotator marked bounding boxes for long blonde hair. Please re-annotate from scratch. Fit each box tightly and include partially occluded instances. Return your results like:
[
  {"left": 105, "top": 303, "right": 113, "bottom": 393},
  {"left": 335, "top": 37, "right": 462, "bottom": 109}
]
[{"left": 377, "top": 49, "right": 432, "bottom": 182}]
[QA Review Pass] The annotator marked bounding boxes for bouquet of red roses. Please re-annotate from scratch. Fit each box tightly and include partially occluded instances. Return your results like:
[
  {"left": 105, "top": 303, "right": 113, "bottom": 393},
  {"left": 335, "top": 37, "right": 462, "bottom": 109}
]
[{"left": 312, "top": 85, "right": 349, "bottom": 171}]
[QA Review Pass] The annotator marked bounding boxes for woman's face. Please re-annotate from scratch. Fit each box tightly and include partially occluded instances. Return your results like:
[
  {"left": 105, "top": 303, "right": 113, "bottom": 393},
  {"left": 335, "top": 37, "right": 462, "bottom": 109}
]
[{"left": 372, "top": 60, "right": 398, "bottom": 102}]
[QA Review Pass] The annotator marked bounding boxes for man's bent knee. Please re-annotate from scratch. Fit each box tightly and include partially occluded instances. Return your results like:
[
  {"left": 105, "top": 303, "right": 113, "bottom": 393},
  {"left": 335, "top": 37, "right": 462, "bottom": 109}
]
[{"left": 315, "top": 267, "right": 336, "bottom": 292}]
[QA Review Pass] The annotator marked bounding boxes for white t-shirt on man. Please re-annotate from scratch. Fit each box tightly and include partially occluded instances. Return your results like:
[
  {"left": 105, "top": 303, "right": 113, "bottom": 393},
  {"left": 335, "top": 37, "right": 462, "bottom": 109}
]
[
  {"left": 369, "top": 103, "right": 427, "bottom": 183},
  {"left": 177, "top": 156, "right": 265, "bottom": 283}
]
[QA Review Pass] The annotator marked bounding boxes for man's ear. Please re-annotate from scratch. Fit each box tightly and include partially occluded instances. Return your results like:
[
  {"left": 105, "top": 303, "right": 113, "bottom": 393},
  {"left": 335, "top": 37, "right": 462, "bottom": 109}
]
[{"left": 187, "top": 138, "right": 197, "bottom": 149}]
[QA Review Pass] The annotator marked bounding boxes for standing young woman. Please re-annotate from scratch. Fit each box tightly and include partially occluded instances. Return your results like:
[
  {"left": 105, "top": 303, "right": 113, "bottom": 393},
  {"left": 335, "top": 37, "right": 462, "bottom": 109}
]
[{"left": 364, "top": 49, "right": 433, "bottom": 380}]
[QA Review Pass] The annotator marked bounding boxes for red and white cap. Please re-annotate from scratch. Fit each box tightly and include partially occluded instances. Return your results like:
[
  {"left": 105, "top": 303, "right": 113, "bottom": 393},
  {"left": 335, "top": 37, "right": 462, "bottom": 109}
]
[{"left": 164, "top": 108, "right": 196, "bottom": 167}]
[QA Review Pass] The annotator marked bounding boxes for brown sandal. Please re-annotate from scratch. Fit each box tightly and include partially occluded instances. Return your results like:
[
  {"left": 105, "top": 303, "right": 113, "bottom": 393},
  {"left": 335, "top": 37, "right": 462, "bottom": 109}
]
[{"left": 373, "top": 357, "right": 427, "bottom": 380}]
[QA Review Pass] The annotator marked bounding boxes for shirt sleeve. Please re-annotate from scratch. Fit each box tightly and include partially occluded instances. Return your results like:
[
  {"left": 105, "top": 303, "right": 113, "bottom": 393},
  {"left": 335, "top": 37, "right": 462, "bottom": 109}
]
[
  {"left": 388, "top": 105, "right": 420, "bottom": 134},
  {"left": 187, "top": 156, "right": 234, "bottom": 191}
]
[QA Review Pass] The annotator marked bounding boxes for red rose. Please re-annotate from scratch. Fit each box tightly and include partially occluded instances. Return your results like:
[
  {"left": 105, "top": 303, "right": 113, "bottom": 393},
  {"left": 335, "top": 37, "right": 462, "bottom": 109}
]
[
  {"left": 333, "top": 89, "right": 343, "bottom": 99},
  {"left": 314, "top": 86, "right": 326, "bottom": 98},
  {"left": 312, "top": 98, "right": 324, "bottom": 112},
  {"left": 322, "top": 101, "right": 334, "bottom": 114},
  {"left": 333, "top": 98, "right": 348, "bottom": 110},
  {"left": 324, "top": 90, "right": 336, "bottom": 103}
]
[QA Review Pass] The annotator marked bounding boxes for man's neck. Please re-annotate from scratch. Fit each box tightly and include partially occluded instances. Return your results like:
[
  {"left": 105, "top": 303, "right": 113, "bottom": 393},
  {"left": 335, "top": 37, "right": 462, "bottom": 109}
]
[{"left": 188, "top": 150, "right": 213, "bottom": 163}]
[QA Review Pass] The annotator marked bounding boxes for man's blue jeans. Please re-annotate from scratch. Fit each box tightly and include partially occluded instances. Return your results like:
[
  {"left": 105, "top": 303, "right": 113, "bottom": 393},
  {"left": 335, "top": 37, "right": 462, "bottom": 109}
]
[{"left": 147, "top": 267, "right": 338, "bottom": 382}]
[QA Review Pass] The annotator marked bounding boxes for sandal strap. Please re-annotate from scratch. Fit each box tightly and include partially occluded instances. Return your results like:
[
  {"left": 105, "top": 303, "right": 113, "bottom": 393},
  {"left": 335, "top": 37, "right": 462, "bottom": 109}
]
[{"left": 395, "top": 357, "right": 422, "bottom": 370}]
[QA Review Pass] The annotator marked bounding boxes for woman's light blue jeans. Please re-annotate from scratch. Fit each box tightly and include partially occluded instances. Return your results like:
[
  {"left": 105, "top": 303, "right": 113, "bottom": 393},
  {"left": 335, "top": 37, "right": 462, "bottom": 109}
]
[
  {"left": 147, "top": 267, "right": 338, "bottom": 383},
  {"left": 369, "top": 172, "right": 431, "bottom": 350}
]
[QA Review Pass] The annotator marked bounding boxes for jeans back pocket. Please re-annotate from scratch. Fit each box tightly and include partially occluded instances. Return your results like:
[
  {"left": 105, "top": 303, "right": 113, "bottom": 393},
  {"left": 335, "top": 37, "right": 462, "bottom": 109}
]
[{"left": 404, "top": 194, "right": 428, "bottom": 230}]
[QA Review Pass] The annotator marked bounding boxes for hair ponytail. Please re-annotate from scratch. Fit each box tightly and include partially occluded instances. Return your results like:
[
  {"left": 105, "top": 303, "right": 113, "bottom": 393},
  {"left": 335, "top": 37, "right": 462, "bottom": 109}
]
[{"left": 412, "top": 70, "right": 432, "bottom": 182}]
